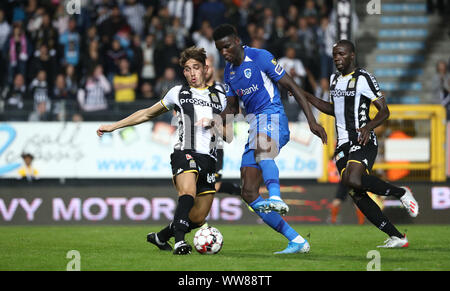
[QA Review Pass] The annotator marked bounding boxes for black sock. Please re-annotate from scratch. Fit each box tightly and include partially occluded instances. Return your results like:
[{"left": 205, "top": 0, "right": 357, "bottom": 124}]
[
  {"left": 361, "top": 175, "right": 406, "bottom": 198},
  {"left": 173, "top": 194, "right": 195, "bottom": 243},
  {"left": 157, "top": 223, "right": 174, "bottom": 242},
  {"left": 218, "top": 182, "right": 241, "bottom": 195},
  {"left": 351, "top": 189, "right": 404, "bottom": 238}
]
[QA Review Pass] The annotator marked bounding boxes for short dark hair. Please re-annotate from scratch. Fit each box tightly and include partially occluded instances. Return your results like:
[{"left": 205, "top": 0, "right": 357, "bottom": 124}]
[
  {"left": 213, "top": 24, "right": 238, "bottom": 41},
  {"left": 335, "top": 39, "right": 355, "bottom": 53},
  {"left": 179, "top": 46, "right": 207, "bottom": 67}
]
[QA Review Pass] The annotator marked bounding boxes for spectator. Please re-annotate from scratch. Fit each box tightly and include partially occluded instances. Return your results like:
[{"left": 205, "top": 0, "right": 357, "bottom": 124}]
[
  {"left": 297, "top": 17, "right": 320, "bottom": 79},
  {"left": 432, "top": 60, "right": 450, "bottom": 119},
  {"left": 138, "top": 81, "right": 156, "bottom": 102},
  {"left": 29, "top": 69, "right": 51, "bottom": 114},
  {"left": 77, "top": 64, "right": 110, "bottom": 118},
  {"left": 141, "top": 34, "right": 157, "bottom": 84},
  {"left": 154, "top": 67, "right": 180, "bottom": 97},
  {"left": 168, "top": 17, "right": 190, "bottom": 51},
  {"left": 28, "top": 100, "right": 52, "bottom": 121},
  {"left": 31, "top": 12, "right": 58, "bottom": 58},
  {"left": 278, "top": 47, "right": 307, "bottom": 88},
  {"left": 154, "top": 33, "right": 180, "bottom": 77},
  {"left": 123, "top": 0, "right": 146, "bottom": 37},
  {"left": 145, "top": 16, "right": 166, "bottom": 44},
  {"left": 129, "top": 34, "right": 143, "bottom": 77},
  {"left": 59, "top": 18, "right": 81, "bottom": 67},
  {"left": 2, "top": 73, "right": 27, "bottom": 121},
  {"left": 6, "top": 24, "right": 30, "bottom": 84},
  {"left": 64, "top": 64, "right": 79, "bottom": 99},
  {"left": 113, "top": 58, "right": 138, "bottom": 103},
  {"left": 268, "top": 15, "right": 287, "bottom": 58},
  {"left": 52, "top": 74, "right": 73, "bottom": 121},
  {"left": 105, "top": 38, "right": 127, "bottom": 79},
  {"left": 80, "top": 39, "right": 103, "bottom": 78},
  {"left": 28, "top": 44, "right": 57, "bottom": 90},
  {"left": 192, "top": 21, "right": 219, "bottom": 70},
  {"left": 316, "top": 16, "right": 335, "bottom": 81},
  {"left": 52, "top": 4, "right": 70, "bottom": 35},
  {"left": 17, "top": 153, "right": 39, "bottom": 182},
  {"left": 167, "top": 0, "right": 194, "bottom": 32},
  {"left": 0, "top": 9, "right": 11, "bottom": 85},
  {"left": 98, "top": 4, "right": 129, "bottom": 44}
]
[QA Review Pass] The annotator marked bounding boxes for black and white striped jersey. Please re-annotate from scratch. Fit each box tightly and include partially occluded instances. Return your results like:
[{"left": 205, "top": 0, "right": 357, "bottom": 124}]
[
  {"left": 329, "top": 68, "right": 383, "bottom": 147},
  {"left": 160, "top": 83, "right": 227, "bottom": 159}
]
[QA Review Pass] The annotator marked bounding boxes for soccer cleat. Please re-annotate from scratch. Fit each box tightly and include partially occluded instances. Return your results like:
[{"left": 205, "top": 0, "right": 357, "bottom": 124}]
[
  {"left": 274, "top": 240, "right": 310, "bottom": 254},
  {"left": 399, "top": 186, "right": 419, "bottom": 217},
  {"left": 173, "top": 241, "right": 192, "bottom": 255},
  {"left": 147, "top": 232, "right": 173, "bottom": 251},
  {"left": 377, "top": 235, "right": 409, "bottom": 248},
  {"left": 253, "top": 198, "right": 289, "bottom": 215}
]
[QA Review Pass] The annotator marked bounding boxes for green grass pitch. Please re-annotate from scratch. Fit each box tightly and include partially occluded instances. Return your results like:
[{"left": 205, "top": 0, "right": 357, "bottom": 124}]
[{"left": 1, "top": 224, "right": 449, "bottom": 271}]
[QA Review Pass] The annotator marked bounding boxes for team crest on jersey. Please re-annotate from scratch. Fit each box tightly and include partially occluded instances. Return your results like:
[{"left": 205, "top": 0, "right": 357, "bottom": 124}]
[
  {"left": 348, "top": 78, "right": 356, "bottom": 89},
  {"left": 210, "top": 93, "right": 219, "bottom": 103},
  {"left": 244, "top": 68, "right": 252, "bottom": 79},
  {"left": 271, "top": 58, "right": 277, "bottom": 65},
  {"left": 275, "top": 64, "right": 283, "bottom": 75}
]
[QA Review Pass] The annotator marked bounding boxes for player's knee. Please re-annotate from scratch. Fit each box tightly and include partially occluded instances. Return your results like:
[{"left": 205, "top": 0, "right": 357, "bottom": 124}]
[{"left": 349, "top": 189, "right": 367, "bottom": 202}]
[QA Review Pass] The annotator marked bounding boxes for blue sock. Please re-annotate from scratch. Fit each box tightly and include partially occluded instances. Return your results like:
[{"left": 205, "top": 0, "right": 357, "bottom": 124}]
[
  {"left": 249, "top": 196, "right": 298, "bottom": 241},
  {"left": 258, "top": 159, "right": 281, "bottom": 198}
]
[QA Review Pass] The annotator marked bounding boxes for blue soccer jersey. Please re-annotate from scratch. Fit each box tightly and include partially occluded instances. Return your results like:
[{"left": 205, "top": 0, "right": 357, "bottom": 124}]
[{"left": 224, "top": 46, "right": 286, "bottom": 115}]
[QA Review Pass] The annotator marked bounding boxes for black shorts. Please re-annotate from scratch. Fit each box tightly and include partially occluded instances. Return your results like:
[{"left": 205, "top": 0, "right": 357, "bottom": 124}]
[
  {"left": 215, "top": 149, "right": 224, "bottom": 182},
  {"left": 170, "top": 150, "right": 216, "bottom": 196},
  {"left": 334, "top": 140, "right": 378, "bottom": 177},
  {"left": 335, "top": 182, "right": 349, "bottom": 201}
]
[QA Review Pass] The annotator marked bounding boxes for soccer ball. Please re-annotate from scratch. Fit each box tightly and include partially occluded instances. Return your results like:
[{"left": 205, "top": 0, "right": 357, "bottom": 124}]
[{"left": 193, "top": 226, "right": 223, "bottom": 254}]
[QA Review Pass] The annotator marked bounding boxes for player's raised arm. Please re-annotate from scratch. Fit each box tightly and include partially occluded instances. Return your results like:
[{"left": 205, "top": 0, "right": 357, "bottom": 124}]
[
  {"left": 96, "top": 102, "right": 168, "bottom": 137},
  {"left": 278, "top": 74, "right": 328, "bottom": 144}
]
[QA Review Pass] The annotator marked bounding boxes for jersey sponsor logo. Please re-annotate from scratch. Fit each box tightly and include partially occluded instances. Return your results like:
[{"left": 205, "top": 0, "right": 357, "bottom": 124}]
[
  {"left": 236, "top": 84, "right": 259, "bottom": 97},
  {"left": 275, "top": 64, "right": 283, "bottom": 75},
  {"left": 244, "top": 68, "right": 252, "bottom": 79},
  {"left": 349, "top": 145, "right": 361, "bottom": 153},
  {"left": 179, "top": 97, "right": 223, "bottom": 110},
  {"left": 330, "top": 89, "right": 356, "bottom": 98}
]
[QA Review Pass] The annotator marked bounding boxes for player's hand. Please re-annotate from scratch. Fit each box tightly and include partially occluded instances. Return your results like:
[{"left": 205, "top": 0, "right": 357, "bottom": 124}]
[
  {"left": 97, "top": 124, "right": 115, "bottom": 137},
  {"left": 309, "top": 122, "right": 327, "bottom": 145},
  {"left": 357, "top": 126, "right": 370, "bottom": 145}
]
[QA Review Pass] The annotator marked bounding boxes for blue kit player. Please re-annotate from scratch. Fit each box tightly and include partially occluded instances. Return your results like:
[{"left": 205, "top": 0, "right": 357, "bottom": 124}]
[{"left": 213, "top": 24, "right": 327, "bottom": 254}]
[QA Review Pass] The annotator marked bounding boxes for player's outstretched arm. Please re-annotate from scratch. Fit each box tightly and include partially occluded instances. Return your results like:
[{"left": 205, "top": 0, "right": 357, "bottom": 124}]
[
  {"left": 96, "top": 102, "right": 168, "bottom": 137},
  {"left": 299, "top": 88, "right": 334, "bottom": 116},
  {"left": 278, "top": 74, "right": 328, "bottom": 144},
  {"left": 357, "top": 95, "right": 389, "bottom": 145}
]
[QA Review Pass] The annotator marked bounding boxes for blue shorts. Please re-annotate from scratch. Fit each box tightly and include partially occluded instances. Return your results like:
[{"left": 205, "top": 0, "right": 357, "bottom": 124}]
[{"left": 241, "top": 112, "right": 290, "bottom": 169}]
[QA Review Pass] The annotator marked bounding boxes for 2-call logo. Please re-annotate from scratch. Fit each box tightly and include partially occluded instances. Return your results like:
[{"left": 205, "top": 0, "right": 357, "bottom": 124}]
[
  {"left": 0, "top": 124, "right": 21, "bottom": 175},
  {"left": 432, "top": 187, "right": 450, "bottom": 210}
]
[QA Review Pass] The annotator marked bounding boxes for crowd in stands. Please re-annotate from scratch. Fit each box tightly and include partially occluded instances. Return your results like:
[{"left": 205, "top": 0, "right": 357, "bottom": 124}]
[{"left": 0, "top": 0, "right": 343, "bottom": 123}]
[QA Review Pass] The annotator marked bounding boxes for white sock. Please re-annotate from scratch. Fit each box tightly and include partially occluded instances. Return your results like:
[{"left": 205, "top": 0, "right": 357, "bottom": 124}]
[{"left": 291, "top": 235, "right": 306, "bottom": 244}]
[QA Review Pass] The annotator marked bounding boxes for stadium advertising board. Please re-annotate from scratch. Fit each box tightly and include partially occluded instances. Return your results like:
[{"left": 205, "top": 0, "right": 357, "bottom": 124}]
[
  {"left": 1, "top": 183, "right": 448, "bottom": 225},
  {"left": 0, "top": 122, "right": 323, "bottom": 179}
]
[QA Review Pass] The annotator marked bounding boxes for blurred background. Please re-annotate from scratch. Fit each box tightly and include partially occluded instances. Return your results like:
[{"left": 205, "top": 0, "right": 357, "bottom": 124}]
[{"left": 0, "top": 0, "right": 449, "bottom": 226}]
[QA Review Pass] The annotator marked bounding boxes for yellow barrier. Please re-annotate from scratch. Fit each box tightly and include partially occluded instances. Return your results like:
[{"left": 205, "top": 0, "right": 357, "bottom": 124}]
[{"left": 319, "top": 105, "right": 446, "bottom": 182}]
